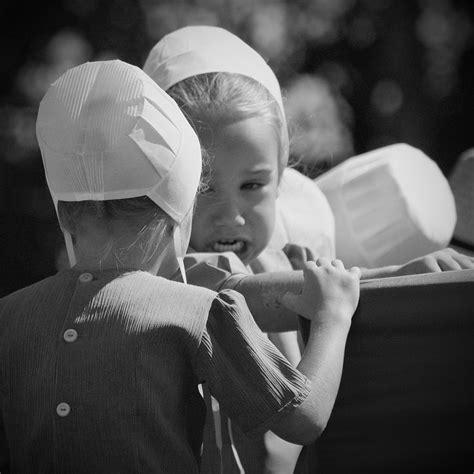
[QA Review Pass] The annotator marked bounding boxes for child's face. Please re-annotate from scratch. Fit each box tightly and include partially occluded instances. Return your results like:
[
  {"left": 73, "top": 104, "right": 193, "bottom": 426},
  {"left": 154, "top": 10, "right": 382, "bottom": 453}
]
[{"left": 190, "top": 117, "right": 280, "bottom": 265}]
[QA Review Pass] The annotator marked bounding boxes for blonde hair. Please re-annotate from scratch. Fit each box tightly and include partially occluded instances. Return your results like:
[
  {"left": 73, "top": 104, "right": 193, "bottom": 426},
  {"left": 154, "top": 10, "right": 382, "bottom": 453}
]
[
  {"left": 167, "top": 72, "right": 289, "bottom": 174},
  {"left": 57, "top": 197, "right": 174, "bottom": 267}
]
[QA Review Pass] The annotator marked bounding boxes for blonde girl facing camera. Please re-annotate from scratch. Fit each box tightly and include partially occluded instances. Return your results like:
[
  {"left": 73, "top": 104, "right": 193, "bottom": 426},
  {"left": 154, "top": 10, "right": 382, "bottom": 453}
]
[{"left": 144, "top": 26, "right": 325, "bottom": 474}]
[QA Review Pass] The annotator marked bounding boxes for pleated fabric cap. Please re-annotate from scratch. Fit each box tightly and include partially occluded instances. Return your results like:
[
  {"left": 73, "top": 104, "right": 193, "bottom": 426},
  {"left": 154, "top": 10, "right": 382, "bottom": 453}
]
[
  {"left": 143, "top": 26, "right": 285, "bottom": 116},
  {"left": 37, "top": 59, "right": 201, "bottom": 224},
  {"left": 36, "top": 60, "right": 202, "bottom": 277},
  {"left": 316, "top": 143, "right": 457, "bottom": 267},
  {"left": 449, "top": 148, "right": 474, "bottom": 247}
]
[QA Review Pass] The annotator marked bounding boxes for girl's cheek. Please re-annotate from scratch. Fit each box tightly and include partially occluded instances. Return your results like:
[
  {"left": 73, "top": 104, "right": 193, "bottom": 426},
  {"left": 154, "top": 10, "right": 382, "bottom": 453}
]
[
  {"left": 253, "top": 192, "right": 277, "bottom": 211},
  {"left": 196, "top": 194, "right": 221, "bottom": 213},
  {"left": 192, "top": 210, "right": 207, "bottom": 230},
  {"left": 190, "top": 226, "right": 204, "bottom": 249},
  {"left": 247, "top": 190, "right": 270, "bottom": 207}
]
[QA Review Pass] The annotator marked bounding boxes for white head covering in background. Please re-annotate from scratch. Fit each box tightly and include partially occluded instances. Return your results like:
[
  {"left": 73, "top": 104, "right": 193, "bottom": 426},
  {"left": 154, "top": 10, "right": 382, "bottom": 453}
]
[
  {"left": 316, "top": 143, "right": 457, "bottom": 267},
  {"left": 449, "top": 148, "right": 474, "bottom": 248},
  {"left": 36, "top": 59, "right": 202, "bottom": 281},
  {"left": 269, "top": 167, "right": 336, "bottom": 259}
]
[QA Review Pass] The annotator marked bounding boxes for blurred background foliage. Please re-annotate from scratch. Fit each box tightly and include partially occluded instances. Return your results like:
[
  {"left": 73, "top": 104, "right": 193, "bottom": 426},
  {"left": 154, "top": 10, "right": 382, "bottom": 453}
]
[{"left": 1, "top": 0, "right": 473, "bottom": 295}]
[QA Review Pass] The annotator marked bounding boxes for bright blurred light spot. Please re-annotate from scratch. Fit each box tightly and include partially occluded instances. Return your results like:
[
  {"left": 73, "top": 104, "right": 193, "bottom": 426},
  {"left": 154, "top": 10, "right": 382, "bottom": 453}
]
[
  {"left": 17, "top": 30, "right": 92, "bottom": 103},
  {"left": 95, "top": 50, "right": 120, "bottom": 61},
  {"left": 416, "top": 2, "right": 472, "bottom": 99},
  {"left": 303, "top": 16, "right": 339, "bottom": 43},
  {"left": 17, "top": 63, "right": 57, "bottom": 103},
  {"left": 143, "top": 3, "right": 179, "bottom": 39},
  {"left": 143, "top": 2, "right": 218, "bottom": 40},
  {"left": 416, "top": 4, "right": 455, "bottom": 47},
  {"left": 284, "top": 74, "right": 354, "bottom": 168},
  {"left": 250, "top": 3, "right": 287, "bottom": 60},
  {"left": 0, "top": 106, "right": 39, "bottom": 165},
  {"left": 371, "top": 79, "right": 403, "bottom": 115},
  {"left": 297, "top": 0, "right": 356, "bottom": 45},
  {"left": 46, "top": 29, "right": 92, "bottom": 65},
  {"left": 182, "top": 7, "right": 219, "bottom": 29},
  {"left": 318, "top": 61, "right": 352, "bottom": 94}
]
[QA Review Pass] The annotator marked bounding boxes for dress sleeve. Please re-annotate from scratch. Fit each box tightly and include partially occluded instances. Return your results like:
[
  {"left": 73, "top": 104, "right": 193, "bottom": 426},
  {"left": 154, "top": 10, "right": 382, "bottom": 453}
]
[
  {"left": 194, "top": 289, "right": 311, "bottom": 437},
  {"left": 182, "top": 252, "right": 250, "bottom": 291}
]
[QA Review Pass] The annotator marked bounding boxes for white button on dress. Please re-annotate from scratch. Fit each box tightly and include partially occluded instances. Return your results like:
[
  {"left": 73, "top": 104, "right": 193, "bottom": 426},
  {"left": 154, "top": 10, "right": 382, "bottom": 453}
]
[
  {"left": 79, "top": 272, "right": 93, "bottom": 283},
  {"left": 63, "top": 329, "right": 78, "bottom": 343},
  {"left": 56, "top": 402, "right": 71, "bottom": 417}
]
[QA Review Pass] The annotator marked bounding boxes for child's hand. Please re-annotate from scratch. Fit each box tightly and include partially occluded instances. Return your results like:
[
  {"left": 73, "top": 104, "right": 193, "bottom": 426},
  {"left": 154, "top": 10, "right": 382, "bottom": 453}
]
[
  {"left": 281, "top": 258, "right": 361, "bottom": 328},
  {"left": 393, "top": 248, "right": 474, "bottom": 276}
]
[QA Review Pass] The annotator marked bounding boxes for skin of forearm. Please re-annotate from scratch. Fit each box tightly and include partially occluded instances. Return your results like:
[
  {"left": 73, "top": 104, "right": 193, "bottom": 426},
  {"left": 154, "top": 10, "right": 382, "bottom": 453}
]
[
  {"left": 269, "top": 318, "right": 351, "bottom": 445},
  {"left": 360, "top": 265, "right": 400, "bottom": 279},
  {"left": 224, "top": 271, "right": 303, "bottom": 332}
]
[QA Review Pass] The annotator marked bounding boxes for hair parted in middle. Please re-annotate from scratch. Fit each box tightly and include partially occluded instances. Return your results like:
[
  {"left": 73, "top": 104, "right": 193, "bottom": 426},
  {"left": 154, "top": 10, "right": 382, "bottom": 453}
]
[{"left": 167, "top": 72, "right": 289, "bottom": 175}]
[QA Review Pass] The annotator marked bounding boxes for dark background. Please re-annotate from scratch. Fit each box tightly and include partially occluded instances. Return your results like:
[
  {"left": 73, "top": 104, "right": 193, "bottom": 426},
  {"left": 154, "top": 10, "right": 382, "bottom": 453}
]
[{"left": 1, "top": 0, "right": 473, "bottom": 296}]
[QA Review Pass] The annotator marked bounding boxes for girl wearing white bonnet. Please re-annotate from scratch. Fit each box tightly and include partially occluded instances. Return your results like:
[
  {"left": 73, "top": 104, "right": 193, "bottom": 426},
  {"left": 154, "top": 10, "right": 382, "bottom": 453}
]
[
  {"left": 0, "top": 59, "right": 362, "bottom": 473},
  {"left": 143, "top": 24, "right": 336, "bottom": 473}
]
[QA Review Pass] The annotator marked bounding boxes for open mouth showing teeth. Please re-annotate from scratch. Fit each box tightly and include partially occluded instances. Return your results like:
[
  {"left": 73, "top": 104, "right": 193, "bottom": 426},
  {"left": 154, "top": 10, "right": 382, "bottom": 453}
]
[{"left": 212, "top": 240, "right": 246, "bottom": 254}]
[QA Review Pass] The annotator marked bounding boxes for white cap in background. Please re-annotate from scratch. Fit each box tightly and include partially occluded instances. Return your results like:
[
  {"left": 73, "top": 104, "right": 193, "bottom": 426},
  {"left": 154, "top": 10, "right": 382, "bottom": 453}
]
[
  {"left": 316, "top": 143, "right": 456, "bottom": 267},
  {"left": 449, "top": 148, "right": 474, "bottom": 248},
  {"left": 269, "top": 167, "right": 336, "bottom": 259}
]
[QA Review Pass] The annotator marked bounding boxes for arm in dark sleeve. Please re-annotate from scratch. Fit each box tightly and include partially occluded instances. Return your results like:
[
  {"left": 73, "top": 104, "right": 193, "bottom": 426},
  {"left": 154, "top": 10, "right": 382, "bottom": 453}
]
[{"left": 194, "top": 289, "right": 310, "bottom": 438}]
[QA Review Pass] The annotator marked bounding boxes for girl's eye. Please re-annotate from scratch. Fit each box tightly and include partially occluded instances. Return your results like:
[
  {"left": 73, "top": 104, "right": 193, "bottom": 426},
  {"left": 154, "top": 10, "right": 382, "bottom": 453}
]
[{"left": 241, "top": 182, "right": 263, "bottom": 191}]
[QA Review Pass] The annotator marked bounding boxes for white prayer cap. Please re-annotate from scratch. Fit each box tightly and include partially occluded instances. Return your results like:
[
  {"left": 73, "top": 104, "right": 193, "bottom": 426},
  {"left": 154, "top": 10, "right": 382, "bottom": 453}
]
[
  {"left": 316, "top": 143, "right": 457, "bottom": 267},
  {"left": 143, "top": 25, "right": 286, "bottom": 127},
  {"left": 268, "top": 167, "right": 336, "bottom": 259},
  {"left": 36, "top": 60, "right": 201, "bottom": 276},
  {"left": 449, "top": 148, "right": 474, "bottom": 247}
]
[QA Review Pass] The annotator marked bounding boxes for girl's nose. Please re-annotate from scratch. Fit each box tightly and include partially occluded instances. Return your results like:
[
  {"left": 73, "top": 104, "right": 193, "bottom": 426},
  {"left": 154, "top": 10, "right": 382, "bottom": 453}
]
[{"left": 214, "top": 196, "right": 245, "bottom": 226}]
